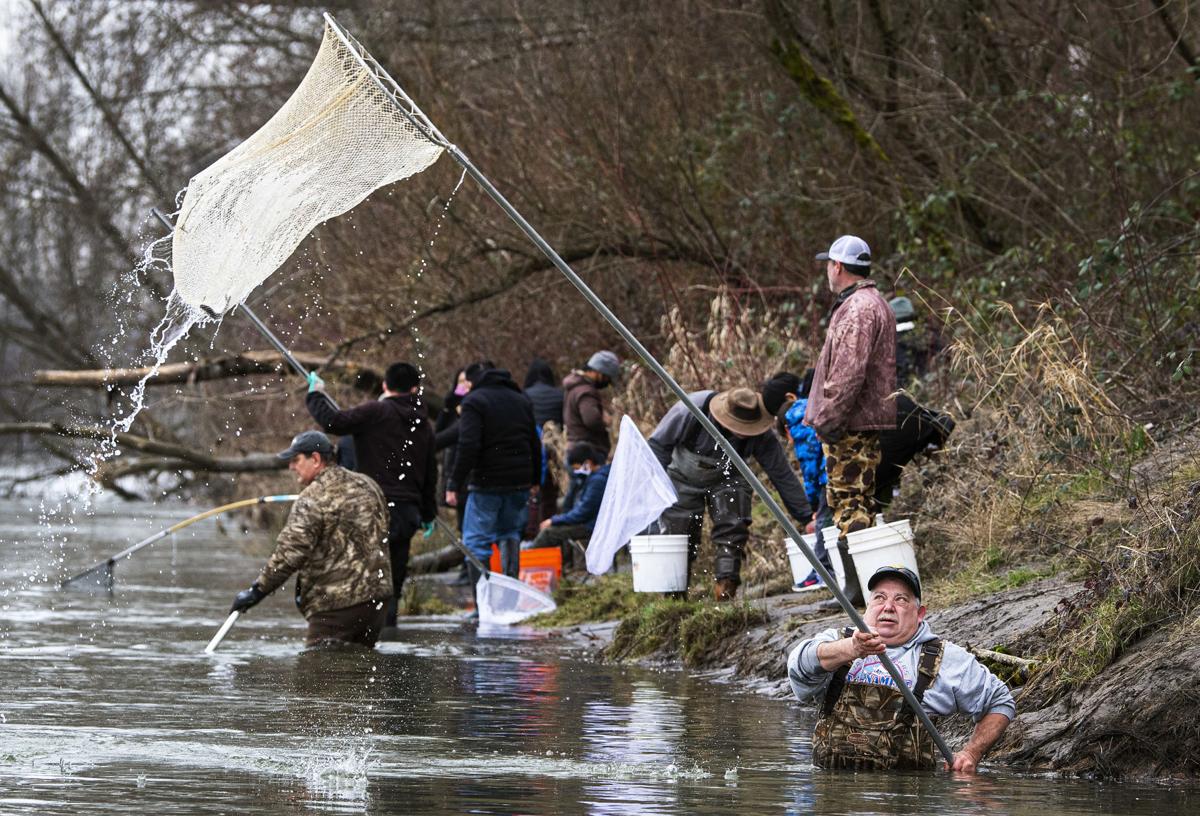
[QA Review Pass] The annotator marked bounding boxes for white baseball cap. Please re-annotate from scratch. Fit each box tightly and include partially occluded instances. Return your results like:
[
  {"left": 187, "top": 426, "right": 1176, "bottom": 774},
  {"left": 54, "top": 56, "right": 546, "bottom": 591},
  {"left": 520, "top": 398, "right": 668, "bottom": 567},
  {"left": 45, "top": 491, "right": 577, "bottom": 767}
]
[{"left": 815, "top": 235, "right": 871, "bottom": 267}]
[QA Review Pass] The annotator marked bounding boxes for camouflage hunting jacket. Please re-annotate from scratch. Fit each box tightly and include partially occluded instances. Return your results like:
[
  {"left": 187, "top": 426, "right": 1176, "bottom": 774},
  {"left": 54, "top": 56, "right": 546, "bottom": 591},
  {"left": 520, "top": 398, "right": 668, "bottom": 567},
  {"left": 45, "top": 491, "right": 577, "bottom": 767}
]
[
  {"left": 256, "top": 465, "right": 392, "bottom": 617},
  {"left": 805, "top": 280, "right": 897, "bottom": 435}
]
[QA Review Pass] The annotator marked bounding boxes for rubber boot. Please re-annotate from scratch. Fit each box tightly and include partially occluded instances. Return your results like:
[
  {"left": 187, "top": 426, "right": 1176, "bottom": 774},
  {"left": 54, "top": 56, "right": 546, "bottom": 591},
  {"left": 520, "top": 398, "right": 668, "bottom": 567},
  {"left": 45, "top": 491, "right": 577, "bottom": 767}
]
[
  {"left": 714, "top": 578, "right": 738, "bottom": 602},
  {"left": 465, "top": 561, "right": 483, "bottom": 621},
  {"left": 499, "top": 539, "right": 520, "bottom": 579}
]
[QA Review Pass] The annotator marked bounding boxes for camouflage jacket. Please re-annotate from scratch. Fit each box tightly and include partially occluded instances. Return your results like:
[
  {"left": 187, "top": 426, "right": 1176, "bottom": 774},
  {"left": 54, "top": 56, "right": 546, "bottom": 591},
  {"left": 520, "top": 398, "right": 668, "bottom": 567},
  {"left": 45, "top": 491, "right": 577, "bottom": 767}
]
[
  {"left": 256, "top": 465, "right": 392, "bottom": 617},
  {"left": 805, "top": 280, "right": 897, "bottom": 435}
]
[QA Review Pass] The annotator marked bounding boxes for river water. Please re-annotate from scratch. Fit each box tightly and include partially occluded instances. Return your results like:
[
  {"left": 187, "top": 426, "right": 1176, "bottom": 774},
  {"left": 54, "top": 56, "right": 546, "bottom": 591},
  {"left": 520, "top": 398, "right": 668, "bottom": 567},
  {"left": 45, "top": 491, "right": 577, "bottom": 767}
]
[{"left": 0, "top": 498, "right": 1193, "bottom": 814}]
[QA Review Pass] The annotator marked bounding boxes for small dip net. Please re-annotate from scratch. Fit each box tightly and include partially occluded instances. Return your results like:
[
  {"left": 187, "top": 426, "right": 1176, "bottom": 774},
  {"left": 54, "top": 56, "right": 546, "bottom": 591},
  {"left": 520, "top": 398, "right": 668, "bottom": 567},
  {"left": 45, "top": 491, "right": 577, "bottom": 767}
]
[
  {"left": 476, "top": 573, "right": 557, "bottom": 626},
  {"left": 170, "top": 22, "right": 444, "bottom": 316}
]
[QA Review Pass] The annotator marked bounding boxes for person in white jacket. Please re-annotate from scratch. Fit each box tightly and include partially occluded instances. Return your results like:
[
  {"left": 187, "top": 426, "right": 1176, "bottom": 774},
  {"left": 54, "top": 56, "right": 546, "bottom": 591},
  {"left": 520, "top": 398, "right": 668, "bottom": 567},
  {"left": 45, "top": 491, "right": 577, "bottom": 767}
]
[{"left": 787, "top": 565, "right": 1014, "bottom": 772}]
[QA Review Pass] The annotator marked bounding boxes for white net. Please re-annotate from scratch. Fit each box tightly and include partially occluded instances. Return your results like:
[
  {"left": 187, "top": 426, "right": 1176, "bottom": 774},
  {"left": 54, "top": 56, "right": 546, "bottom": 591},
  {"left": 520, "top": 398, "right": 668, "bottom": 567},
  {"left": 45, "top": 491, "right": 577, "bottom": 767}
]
[
  {"left": 171, "top": 22, "right": 444, "bottom": 315},
  {"left": 476, "top": 574, "right": 557, "bottom": 626}
]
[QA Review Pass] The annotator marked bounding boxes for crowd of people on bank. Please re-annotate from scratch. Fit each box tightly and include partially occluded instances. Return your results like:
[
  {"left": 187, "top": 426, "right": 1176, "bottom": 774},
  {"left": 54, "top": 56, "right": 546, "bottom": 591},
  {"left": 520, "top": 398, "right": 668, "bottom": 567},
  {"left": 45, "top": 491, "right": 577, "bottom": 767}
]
[{"left": 224, "top": 233, "right": 1012, "bottom": 773}]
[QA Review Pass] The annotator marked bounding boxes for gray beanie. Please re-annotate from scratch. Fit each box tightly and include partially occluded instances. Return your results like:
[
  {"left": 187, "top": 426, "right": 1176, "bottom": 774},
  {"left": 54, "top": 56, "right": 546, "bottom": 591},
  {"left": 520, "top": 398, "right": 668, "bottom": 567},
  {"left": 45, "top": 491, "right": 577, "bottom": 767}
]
[
  {"left": 586, "top": 350, "right": 621, "bottom": 381},
  {"left": 889, "top": 296, "right": 915, "bottom": 323}
]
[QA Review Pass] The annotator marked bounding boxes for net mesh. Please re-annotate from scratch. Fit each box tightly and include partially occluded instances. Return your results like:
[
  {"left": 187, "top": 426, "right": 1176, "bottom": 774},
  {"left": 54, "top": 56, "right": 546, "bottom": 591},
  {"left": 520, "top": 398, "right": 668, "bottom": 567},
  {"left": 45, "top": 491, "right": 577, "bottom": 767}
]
[
  {"left": 171, "top": 22, "right": 444, "bottom": 315},
  {"left": 476, "top": 574, "right": 557, "bottom": 626}
]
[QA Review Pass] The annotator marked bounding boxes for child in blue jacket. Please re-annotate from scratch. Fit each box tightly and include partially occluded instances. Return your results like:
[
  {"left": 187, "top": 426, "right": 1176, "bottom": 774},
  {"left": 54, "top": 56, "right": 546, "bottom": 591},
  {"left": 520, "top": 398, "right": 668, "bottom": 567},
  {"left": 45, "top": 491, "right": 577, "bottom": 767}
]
[{"left": 763, "top": 371, "right": 833, "bottom": 585}]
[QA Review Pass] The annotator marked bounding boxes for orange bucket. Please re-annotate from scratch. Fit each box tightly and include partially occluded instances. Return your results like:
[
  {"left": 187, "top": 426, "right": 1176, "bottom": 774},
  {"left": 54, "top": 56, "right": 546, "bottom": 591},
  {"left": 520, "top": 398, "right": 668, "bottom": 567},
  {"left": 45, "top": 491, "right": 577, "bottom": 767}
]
[
  {"left": 489, "top": 544, "right": 563, "bottom": 577},
  {"left": 489, "top": 545, "right": 562, "bottom": 594}
]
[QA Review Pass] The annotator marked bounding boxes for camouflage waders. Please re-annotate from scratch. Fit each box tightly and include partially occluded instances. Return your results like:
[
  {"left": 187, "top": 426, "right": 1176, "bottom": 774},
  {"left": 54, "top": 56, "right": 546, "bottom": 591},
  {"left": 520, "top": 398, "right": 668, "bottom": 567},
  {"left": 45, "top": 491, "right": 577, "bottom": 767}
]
[
  {"left": 822, "top": 431, "right": 881, "bottom": 604},
  {"left": 812, "top": 628, "right": 945, "bottom": 771}
]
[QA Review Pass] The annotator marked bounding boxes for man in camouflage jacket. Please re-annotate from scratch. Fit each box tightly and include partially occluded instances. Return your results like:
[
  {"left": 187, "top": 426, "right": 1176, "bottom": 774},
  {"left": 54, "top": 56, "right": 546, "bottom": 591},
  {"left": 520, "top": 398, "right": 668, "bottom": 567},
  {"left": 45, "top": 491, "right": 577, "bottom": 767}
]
[
  {"left": 806, "top": 235, "right": 896, "bottom": 606},
  {"left": 229, "top": 431, "right": 393, "bottom": 647}
]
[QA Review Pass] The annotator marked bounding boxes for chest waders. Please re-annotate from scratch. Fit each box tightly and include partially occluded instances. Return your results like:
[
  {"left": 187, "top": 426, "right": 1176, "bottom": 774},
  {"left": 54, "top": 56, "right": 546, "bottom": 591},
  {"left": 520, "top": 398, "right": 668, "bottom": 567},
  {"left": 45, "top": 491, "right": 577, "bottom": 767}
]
[
  {"left": 661, "top": 396, "right": 754, "bottom": 584},
  {"left": 812, "top": 628, "right": 945, "bottom": 771}
]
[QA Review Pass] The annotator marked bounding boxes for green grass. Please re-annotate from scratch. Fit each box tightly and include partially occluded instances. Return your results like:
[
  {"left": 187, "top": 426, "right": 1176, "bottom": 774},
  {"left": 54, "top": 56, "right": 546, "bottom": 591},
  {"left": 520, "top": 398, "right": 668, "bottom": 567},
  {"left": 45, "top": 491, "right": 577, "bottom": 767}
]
[
  {"left": 607, "top": 598, "right": 770, "bottom": 666},
  {"left": 528, "top": 574, "right": 641, "bottom": 628}
]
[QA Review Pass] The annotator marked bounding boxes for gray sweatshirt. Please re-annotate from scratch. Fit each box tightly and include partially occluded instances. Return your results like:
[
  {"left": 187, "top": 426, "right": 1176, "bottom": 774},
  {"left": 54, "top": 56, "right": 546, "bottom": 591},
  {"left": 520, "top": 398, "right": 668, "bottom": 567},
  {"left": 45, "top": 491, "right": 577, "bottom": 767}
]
[
  {"left": 648, "top": 390, "right": 812, "bottom": 523},
  {"left": 787, "top": 620, "right": 1016, "bottom": 722}
]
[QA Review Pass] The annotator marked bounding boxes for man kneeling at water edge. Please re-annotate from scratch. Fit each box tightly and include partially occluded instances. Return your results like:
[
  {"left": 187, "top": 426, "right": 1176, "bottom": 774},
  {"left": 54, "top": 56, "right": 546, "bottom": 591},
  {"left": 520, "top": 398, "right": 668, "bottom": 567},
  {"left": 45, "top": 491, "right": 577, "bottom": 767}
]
[
  {"left": 787, "top": 566, "right": 1013, "bottom": 772},
  {"left": 228, "top": 431, "right": 393, "bottom": 647}
]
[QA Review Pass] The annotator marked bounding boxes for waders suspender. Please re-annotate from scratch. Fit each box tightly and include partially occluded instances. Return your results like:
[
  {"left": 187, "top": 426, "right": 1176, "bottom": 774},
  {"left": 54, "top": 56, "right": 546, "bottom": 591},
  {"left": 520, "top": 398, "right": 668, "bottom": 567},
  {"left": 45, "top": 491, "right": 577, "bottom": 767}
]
[
  {"left": 680, "top": 393, "right": 719, "bottom": 452},
  {"left": 821, "top": 627, "right": 945, "bottom": 716}
]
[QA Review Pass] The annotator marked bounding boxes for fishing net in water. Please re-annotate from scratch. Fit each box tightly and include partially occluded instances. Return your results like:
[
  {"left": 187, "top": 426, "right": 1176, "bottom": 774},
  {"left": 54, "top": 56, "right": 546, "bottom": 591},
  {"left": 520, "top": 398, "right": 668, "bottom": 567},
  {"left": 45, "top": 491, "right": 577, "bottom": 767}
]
[
  {"left": 170, "top": 21, "right": 444, "bottom": 316},
  {"left": 476, "top": 573, "right": 557, "bottom": 626}
]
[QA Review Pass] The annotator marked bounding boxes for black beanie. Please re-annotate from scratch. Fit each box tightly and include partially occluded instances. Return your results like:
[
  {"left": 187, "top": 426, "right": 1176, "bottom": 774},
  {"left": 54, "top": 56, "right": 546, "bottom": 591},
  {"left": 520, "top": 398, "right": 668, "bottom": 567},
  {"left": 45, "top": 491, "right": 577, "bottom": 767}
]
[{"left": 761, "top": 372, "right": 802, "bottom": 417}]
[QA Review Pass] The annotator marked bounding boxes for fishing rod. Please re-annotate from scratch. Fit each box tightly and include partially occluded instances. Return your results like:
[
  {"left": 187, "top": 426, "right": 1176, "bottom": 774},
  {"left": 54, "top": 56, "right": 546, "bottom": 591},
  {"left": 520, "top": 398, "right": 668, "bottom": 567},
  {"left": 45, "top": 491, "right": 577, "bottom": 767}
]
[
  {"left": 60, "top": 494, "right": 298, "bottom": 589},
  {"left": 324, "top": 12, "right": 954, "bottom": 764}
]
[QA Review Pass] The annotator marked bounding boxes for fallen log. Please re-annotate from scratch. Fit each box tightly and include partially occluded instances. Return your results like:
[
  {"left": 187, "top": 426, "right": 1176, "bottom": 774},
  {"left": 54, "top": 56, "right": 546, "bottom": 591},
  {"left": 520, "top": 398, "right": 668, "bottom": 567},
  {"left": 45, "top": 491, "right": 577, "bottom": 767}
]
[
  {"left": 408, "top": 544, "right": 464, "bottom": 575},
  {"left": 33, "top": 349, "right": 368, "bottom": 388}
]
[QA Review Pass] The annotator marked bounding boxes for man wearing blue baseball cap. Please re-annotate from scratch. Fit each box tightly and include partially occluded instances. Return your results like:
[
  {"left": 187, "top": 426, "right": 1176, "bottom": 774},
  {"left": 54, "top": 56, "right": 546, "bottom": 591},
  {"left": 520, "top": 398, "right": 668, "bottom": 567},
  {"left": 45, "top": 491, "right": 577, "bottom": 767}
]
[
  {"left": 806, "top": 235, "right": 896, "bottom": 607},
  {"left": 787, "top": 564, "right": 1014, "bottom": 773},
  {"left": 226, "top": 430, "right": 393, "bottom": 647}
]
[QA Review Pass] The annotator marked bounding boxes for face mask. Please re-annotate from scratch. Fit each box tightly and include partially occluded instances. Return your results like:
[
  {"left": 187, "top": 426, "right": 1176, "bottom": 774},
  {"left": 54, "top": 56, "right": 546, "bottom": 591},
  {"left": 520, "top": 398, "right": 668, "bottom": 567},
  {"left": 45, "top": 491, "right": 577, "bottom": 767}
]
[
  {"left": 454, "top": 383, "right": 470, "bottom": 397},
  {"left": 573, "top": 466, "right": 591, "bottom": 476}
]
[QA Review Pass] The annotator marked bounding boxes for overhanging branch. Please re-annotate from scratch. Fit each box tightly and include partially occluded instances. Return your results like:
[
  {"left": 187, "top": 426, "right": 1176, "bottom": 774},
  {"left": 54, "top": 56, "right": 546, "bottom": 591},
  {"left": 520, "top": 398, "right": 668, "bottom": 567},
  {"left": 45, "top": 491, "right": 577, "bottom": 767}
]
[{"left": 33, "top": 349, "right": 367, "bottom": 388}]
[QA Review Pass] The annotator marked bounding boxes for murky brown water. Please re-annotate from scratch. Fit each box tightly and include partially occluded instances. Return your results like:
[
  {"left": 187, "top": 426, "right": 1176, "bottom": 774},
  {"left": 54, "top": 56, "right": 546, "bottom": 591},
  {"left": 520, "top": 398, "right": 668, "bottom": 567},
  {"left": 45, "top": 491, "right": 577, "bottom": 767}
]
[{"left": 0, "top": 497, "right": 1195, "bottom": 814}]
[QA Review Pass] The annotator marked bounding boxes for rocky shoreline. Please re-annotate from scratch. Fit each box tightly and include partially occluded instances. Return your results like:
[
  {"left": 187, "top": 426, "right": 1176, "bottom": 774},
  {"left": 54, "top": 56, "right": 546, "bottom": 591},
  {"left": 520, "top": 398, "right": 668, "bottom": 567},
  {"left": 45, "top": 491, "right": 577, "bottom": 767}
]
[{"left": 533, "top": 575, "right": 1195, "bottom": 783}]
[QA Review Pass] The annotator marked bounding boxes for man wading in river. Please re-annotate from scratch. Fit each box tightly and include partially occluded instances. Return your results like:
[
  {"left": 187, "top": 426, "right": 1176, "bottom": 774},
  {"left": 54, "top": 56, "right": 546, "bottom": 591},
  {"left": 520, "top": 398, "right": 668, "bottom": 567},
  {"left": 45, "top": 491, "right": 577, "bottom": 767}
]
[
  {"left": 229, "top": 431, "right": 393, "bottom": 647},
  {"left": 788, "top": 566, "right": 1014, "bottom": 772}
]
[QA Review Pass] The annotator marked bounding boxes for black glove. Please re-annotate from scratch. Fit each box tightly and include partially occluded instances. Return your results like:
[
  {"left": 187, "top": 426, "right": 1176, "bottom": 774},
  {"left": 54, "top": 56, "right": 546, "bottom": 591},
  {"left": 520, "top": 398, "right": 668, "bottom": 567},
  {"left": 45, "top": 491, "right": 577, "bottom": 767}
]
[{"left": 230, "top": 583, "right": 266, "bottom": 613}]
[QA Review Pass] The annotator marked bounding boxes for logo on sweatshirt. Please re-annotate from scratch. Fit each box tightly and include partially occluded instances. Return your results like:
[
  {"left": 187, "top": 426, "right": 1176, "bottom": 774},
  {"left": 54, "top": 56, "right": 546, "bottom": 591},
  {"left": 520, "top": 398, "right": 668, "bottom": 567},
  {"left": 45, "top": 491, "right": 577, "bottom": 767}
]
[{"left": 846, "top": 656, "right": 913, "bottom": 689}]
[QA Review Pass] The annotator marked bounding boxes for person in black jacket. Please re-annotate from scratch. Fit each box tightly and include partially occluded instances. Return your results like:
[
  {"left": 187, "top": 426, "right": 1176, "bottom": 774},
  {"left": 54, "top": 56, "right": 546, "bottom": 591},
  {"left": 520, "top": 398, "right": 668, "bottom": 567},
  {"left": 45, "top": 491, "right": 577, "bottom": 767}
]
[
  {"left": 306, "top": 362, "right": 437, "bottom": 626},
  {"left": 521, "top": 357, "right": 563, "bottom": 540},
  {"left": 446, "top": 365, "right": 541, "bottom": 583},
  {"left": 523, "top": 358, "right": 564, "bottom": 428}
]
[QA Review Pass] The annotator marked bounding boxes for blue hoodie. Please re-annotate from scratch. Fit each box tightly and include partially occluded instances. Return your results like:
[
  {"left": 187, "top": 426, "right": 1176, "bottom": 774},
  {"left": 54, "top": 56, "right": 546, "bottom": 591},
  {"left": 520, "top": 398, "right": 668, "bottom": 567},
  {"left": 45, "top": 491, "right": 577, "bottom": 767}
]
[
  {"left": 551, "top": 464, "right": 610, "bottom": 531},
  {"left": 785, "top": 398, "right": 826, "bottom": 510}
]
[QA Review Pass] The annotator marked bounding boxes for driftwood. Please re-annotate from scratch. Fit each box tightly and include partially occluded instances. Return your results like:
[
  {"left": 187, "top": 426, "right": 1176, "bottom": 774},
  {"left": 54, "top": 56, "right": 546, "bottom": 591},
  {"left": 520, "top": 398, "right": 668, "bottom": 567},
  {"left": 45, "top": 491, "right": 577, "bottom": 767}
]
[
  {"left": 408, "top": 544, "right": 465, "bottom": 575},
  {"left": 966, "top": 644, "right": 1039, "bottom": 685},
  {"left": 33, "top": 349, "right": 368, "bottom": 389}
]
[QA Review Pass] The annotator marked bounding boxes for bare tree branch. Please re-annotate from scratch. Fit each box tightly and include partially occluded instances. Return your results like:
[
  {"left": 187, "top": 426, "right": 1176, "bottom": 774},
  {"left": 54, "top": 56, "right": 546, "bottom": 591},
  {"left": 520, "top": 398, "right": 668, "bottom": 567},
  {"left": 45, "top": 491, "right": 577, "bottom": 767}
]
[
  {"left": 0, "top": 421, "right": 284, "bottom": 473},
  {"left": 33, "top": 349, "right": 368, "bottom": 388}
]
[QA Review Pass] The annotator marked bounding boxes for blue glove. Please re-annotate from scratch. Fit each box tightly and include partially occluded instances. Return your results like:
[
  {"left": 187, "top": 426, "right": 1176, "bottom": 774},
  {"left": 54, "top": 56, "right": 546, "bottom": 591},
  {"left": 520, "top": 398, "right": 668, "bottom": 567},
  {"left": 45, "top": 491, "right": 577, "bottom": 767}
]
[
  {"left": 421, "top": 521, "right": 436, "bottom": 539},
  {"left": 307, "top": 371, "right": 326, "bottom": 393},
  {"left": 230, "top": 583, "right": 266, "bottom": 613}
]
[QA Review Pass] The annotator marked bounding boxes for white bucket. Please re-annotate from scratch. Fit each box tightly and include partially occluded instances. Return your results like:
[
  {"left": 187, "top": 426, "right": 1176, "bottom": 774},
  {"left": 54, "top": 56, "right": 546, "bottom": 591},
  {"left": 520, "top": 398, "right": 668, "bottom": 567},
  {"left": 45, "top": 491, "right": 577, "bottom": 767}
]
[
  {"left": 784, "top": 534, "right": 820, "bottom": 587},
  {"left": 846, "top": 515, "right": 918, "bottom": 602},
  {"left": 821, "top": 525, "right": 846, "bottom": 589},
  {"left": 629, "top": 535, "right": 689, "bottom": 593}
]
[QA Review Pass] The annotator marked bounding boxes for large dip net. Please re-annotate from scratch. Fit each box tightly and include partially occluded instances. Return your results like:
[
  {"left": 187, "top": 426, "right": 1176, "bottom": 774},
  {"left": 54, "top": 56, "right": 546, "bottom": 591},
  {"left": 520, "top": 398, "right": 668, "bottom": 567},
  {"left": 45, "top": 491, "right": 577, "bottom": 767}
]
[{"left": 170, "top": 22, "right": 444, "bottom": 316}]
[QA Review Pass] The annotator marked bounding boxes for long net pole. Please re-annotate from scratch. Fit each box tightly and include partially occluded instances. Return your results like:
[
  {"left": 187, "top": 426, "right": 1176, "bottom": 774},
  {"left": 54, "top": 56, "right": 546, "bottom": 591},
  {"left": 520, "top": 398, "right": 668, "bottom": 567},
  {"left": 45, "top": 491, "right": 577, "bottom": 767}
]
[{"left": 323, "top": 13, "right": 953, "bottom": 764}]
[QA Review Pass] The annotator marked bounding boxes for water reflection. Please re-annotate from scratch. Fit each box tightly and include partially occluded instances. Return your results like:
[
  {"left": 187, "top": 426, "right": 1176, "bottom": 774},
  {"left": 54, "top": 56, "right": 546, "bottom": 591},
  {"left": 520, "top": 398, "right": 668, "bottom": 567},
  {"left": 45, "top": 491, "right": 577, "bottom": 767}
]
[
  {"left": 582, "top": 682, "right": 687, "bottom": 814},
  {"left": 0, "top": 498, "right": 1193, "bottom": 815}
]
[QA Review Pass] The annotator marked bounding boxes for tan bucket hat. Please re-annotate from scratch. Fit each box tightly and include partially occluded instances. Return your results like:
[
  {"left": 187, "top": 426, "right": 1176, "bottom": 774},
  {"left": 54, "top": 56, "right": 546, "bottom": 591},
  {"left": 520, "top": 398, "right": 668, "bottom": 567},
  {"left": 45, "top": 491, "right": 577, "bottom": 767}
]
[{"left": 709, "top": 387, "right": 774, "bottom": 437}]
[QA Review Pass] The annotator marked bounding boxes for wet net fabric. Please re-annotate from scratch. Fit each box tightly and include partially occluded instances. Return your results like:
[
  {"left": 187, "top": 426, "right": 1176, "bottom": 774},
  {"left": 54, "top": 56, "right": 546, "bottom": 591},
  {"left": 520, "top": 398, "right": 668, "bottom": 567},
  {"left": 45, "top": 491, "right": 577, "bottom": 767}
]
[
  {"left": 476, "top": 574, "right": 557, "bottom": 626},
  {"left": 171, "top": 23, "right": 444, "bottom": 315}
]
